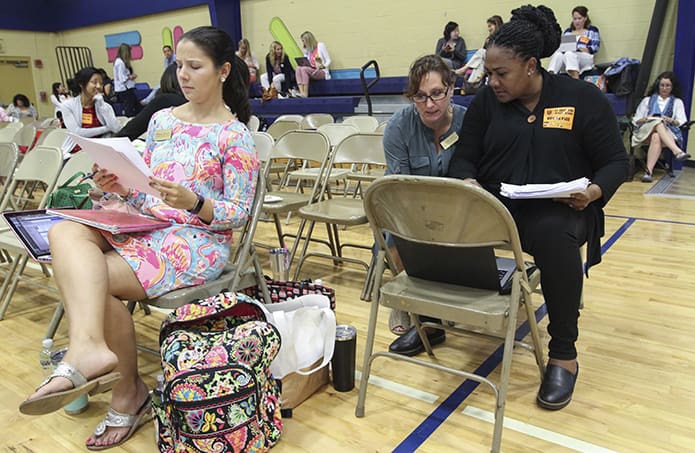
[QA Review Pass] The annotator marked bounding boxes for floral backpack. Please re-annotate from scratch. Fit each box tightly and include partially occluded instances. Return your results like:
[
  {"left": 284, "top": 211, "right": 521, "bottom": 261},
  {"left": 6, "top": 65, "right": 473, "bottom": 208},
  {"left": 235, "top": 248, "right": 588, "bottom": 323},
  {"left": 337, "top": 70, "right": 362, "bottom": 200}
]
[{"left": 154, "top": 291, "right": 283, "bottom": 452}]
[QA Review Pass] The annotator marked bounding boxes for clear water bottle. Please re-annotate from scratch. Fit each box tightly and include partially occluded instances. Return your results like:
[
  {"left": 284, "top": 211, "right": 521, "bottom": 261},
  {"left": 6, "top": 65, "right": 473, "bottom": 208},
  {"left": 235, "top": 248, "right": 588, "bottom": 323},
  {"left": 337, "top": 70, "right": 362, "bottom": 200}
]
[
  {"left": 39, "top": 338, "right": 53, "bottom": 376},
  {"left": 152, "top": 374, "right": 165, "bottom": 407}
]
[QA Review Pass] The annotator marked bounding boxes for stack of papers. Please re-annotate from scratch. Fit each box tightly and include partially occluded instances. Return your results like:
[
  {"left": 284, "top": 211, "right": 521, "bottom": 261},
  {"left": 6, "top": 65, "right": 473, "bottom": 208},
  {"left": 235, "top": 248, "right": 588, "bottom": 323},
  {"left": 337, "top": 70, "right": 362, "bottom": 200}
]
[
  {"left": 500, "top": 177, "right": 590, "bottom": 199},
  {"left": 68, "top": 134, "right": 159, "bottom": 198}
]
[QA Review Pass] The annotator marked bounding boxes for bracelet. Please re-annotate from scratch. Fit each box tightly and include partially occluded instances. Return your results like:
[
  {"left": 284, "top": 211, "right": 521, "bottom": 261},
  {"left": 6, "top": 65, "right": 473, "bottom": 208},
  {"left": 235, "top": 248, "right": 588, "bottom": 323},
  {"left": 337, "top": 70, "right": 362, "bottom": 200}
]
[{"left": 188, "top": 193, "right": 205, "bottom": 215}]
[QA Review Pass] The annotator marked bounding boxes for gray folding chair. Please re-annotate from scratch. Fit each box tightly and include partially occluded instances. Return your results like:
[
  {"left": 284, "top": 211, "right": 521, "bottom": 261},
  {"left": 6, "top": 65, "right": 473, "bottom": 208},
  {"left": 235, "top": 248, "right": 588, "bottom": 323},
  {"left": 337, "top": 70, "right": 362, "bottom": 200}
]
[
  {"left": 301, "top": 113, "right": 334, "bottom": 130},
  {"left": 259, "top": 130, "right": 331, "bottom": 264},
  {"left": 128, "top": 171, "right": 271, "bottom": 314},
  {"left": 356, "top": 175, "right": 545, "bottom": 453},
  {"left": 0, "top": 145, "right": 64, "bottom": 320},
  {"left": 266, "top": 119, "right": 301, "bottom": 141},
  {"left": 292, "top": 133, "right": 386, "bottom": 292},
  {"left": 342, "top": 115, "right": 379, "bottom": 133},
  {"left": 0, "top": 142, "right": 20, "bottom": 204}
]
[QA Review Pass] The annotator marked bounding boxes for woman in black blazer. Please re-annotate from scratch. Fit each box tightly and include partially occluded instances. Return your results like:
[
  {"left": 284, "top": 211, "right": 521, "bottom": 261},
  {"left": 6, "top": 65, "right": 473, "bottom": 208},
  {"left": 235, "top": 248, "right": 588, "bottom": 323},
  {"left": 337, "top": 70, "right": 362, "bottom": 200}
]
[{"left": 260, "top": 41, "right": 296, "bottom": 96}]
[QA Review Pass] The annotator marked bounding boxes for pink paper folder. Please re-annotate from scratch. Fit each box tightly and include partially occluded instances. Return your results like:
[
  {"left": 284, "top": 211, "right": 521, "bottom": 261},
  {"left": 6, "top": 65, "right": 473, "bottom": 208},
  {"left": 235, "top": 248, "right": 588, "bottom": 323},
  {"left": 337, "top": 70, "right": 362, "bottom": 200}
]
[{"left": 46, "top": 209, "right": 171, "bottom": 234}]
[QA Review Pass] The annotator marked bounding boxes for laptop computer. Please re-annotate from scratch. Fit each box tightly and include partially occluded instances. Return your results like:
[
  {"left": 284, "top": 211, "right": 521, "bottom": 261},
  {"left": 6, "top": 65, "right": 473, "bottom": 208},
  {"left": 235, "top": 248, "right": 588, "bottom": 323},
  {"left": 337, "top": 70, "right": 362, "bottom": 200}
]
[
  {"left": 392, "top": 236, "right": 536, "bottom": 295},
  {"left": 558, "top": 34, "right": 578, "bottom": 53},
  {"left": 295, "top": 57, "right": 311, "bottom": 67},
  {"left": 2, "top": 210, "right": 65, "bottom": 263}
]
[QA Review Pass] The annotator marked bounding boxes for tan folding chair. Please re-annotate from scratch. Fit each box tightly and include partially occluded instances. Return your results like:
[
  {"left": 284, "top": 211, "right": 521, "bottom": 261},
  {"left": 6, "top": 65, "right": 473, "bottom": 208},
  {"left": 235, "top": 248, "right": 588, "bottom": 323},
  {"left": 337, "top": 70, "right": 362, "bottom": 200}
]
[
  {"left": 266, "top": 119, "right": 301, "bottom": 141},
  {"left": 356, "top": 175, "right": 545, "bottom": 453},
  {"left": 375, "top": 120, "right": 388, "bottom": 133},
  {"left": 259, "top": 130, "right": 331, "bottom": 263},
  {"left": 275, "top": 114, "right": 304, "bottom": 123},
  {"left": 301, "top": 113, "right": 334, "bottom": 129},
  {"left": 292, "top": 133, "right": 386, "bottom": 288},
  {"left": 123, "top": 172, "right": 272, "bottom": 351},
  {"left": 342, "top": 115, "right": 379, "bottom": 133},
  {"left": 13, "top": 123, "right": 37, "bottom": 152},
  {"left": 247, "top": 115, "right": 261, "bottom": 132},
  {"left": 0, "top": 145, "right": 64, "bottom": 320},
  {"left": 0, "top": 142, "right": 20, "bottom": 204}
]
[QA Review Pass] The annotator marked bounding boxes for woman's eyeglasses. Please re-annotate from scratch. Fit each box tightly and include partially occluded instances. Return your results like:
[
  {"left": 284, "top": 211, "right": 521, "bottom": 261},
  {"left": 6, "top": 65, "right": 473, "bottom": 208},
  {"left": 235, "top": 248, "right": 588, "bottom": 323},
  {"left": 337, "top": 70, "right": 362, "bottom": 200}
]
[{"left": 411, "top": 87, "right": 449, "bottom": 104}]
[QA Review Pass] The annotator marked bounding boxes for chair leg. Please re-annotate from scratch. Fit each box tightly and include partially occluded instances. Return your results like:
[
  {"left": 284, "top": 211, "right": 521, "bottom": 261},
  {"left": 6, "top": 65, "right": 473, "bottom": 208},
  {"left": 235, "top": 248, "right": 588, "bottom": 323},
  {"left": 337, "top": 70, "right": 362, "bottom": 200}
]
[
  {"left": 292, "top": 220, "right": 317, "bottom": 281},
  {"left": 45, "top": 302, "right": 65, "bottom": 340},
  {"left": 272, "top": 213, "right": 286, "bottom": 249},
  {"left": 0, "top": 257, "right": 21, "bottom": 319},
  {"left": 355, "top": 250, "right": 387, "bottom": 417},
  {"left": 0, "top": 255, "right": 29, "bottom": 320}
]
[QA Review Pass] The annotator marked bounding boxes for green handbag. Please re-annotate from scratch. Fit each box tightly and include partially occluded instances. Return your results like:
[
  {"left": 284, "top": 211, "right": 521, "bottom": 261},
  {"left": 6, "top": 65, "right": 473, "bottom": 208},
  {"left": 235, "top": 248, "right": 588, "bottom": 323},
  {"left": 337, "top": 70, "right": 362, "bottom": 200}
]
[{"left": 47, "top": 172, "right": 93, "bottom": 209}]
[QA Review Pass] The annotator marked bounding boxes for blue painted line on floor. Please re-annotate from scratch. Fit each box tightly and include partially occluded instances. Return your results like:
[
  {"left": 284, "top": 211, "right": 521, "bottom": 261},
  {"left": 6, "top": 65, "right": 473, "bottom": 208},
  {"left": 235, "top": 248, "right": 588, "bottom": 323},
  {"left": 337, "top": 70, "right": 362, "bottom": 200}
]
[
  {"left": 607, "top": 214, "right": 695, "bottom": 227},
  {"left": 393, "top": 217, "right": 635, "bottom": 452}
]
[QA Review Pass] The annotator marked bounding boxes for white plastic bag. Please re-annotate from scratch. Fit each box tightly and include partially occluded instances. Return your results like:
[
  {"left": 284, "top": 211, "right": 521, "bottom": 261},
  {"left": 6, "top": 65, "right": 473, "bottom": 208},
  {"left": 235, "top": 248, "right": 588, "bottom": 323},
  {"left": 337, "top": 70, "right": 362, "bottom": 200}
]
[{"left": 260, "top": 294, "right": 336, "bottom": 379}]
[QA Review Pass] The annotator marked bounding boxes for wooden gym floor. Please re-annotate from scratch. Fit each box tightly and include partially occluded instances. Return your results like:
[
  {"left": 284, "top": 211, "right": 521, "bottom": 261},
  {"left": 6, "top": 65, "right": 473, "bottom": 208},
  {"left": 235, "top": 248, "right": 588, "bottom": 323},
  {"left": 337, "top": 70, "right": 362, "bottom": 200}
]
[{"left": 1, "top": 168, "right": 694, "bottom": 452}]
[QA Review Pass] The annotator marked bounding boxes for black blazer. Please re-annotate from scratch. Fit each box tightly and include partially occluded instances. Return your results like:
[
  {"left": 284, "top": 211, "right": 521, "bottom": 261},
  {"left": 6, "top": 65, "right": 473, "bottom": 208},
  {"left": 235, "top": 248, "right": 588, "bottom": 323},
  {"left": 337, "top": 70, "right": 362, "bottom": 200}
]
[{"left": 264, "top": 54, "right": 295, "bottom": 92}]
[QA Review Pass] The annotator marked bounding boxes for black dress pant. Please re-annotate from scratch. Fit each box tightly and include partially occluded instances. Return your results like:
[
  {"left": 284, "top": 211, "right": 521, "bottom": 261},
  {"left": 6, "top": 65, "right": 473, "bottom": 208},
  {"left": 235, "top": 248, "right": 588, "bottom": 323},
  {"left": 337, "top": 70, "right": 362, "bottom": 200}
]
[
  {"left": 509, "top": 199, "right": 590, "bottom": 361},
  {"left": 117, "top": 88, "right": 141, "bottom": 117}
]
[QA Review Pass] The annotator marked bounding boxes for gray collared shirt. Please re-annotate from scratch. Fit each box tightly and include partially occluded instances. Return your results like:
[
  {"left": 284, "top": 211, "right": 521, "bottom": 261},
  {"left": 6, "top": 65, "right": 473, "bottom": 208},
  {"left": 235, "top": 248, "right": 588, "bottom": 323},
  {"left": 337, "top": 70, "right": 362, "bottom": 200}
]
[{"left": 383, "top": 103, "right": 466, "bottom": 177}]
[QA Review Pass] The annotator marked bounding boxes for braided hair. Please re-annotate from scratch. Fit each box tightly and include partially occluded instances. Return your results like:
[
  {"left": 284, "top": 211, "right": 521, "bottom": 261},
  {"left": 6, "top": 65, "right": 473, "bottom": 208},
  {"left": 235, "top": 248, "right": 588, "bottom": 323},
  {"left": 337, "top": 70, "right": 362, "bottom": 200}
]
[{"left": 487, "top": 5, "right": 561, "bottom": 64}]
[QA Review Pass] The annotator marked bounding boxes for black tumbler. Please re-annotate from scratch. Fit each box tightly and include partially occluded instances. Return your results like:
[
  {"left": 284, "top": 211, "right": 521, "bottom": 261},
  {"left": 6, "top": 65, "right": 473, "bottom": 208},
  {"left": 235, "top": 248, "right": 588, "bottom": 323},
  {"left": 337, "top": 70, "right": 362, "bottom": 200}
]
[{"left": 331, "top": 325, "right": 357, "bottom": 392}]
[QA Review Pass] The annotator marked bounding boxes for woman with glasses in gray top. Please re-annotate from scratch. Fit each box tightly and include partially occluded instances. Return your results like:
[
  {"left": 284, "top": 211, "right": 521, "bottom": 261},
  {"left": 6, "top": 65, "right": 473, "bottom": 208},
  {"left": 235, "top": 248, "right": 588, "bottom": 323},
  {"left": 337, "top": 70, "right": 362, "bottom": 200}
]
[{"left": 381, "top": 54, "right": 466, "bottom": 352}]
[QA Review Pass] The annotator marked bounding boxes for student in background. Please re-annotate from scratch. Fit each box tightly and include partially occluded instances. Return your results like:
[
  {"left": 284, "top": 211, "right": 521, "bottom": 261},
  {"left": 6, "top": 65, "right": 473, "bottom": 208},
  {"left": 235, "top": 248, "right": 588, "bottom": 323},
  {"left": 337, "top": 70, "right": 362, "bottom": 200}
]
[
  {"left": 236, "top": 38, "right": 259, "bottom": 84},
  {"left": 113, "top": 43, "right": 141, "bottom": 117},
  {"left": 19, "top": 26, "right": 258, "bottom": 450},
  {"left": 60, "top": 67, "right": 121, "bottom": 138},
  {"left": 163, "top": 45, "right": 176, "bottom": 67},
  {"left": 435, "top": 21, "right": 467, "bottom": 70},
  {"left": 454, "top": 15, "right": 504, "bottom": 89},
  {"left": 7, "top": 94, "right": 37, "bottom": 120},
  {"left": 631, "top": 71, "right": 690, "bottom": 182},
  {"left": 261, "top": 41, "right": 295, "bottom": 96},
  {"left": 50, "top": 82, "right": 70, "bottom": 117},
  {"left": 116, "top": 63, "right": 187, "bottom": 140},
  {"left": 295, "top": 31, "right": 331, "bottom": 97},
  {"left": 448, "top": 5, "right": 627, "bottom": 410},
  {"left": 547, "top": 6, "right": 600, "bottom": 79}
]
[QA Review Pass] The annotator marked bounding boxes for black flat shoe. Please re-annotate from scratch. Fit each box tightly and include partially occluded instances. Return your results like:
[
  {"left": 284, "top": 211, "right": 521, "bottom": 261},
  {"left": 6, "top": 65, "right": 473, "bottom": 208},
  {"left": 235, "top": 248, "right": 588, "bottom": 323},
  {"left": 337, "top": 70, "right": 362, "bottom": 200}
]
[
  {"left": 388, "top": 325, "right": 445, "bottom": 357},
  {"left": 675, "top": 152, "right": 691, "bottom": 161},
  {"left": 536, "top": 363, "right": 579, "bottom": 410}
]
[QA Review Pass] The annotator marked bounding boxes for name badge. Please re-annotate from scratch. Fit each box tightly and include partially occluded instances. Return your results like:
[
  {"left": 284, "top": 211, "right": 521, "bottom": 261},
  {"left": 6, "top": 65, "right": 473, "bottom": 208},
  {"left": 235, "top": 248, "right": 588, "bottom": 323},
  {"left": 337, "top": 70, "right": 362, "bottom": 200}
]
[
  {"left": 81, "top": 112, "right": 93, "bottom": 125},
  {"left": 543, "top": 107, "right": 575, "bottom": 130},
  {"left": 154, "top": 129, "right": 172, "bottom": 141},
  {"left": 440, "top": 132, "right": 459, "bottom": 150}
]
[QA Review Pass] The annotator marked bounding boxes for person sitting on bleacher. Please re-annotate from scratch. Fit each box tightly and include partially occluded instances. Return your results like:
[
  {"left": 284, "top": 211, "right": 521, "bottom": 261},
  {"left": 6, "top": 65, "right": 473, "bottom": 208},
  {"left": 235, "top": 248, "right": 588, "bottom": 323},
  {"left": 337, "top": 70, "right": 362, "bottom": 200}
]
[
  {"left": 454, "top": 15, "right": 504, "bottom": 89},
  {"left": 382, "top": 54, "right": 467, "bottom": 351},
  {"left": 295, "top": 31, "right": 331, "bottom": 98},
  {"left": 261, "top": 41, "right": 296, "bottom": 97},
  {"left": 60, "top": 67, "right": 121, "bottom": 138},
  {"left": 632, "top": 71, "right": 690, "bottom": 182},
  {"left": 19, "top": 26, "right": 258, "bottom": 450},
  {"left": 547, "top": 6, "right": 600, "bottom": 79},
  {"left": 435, "top": 21, "right": 467, "bottom": 70}
]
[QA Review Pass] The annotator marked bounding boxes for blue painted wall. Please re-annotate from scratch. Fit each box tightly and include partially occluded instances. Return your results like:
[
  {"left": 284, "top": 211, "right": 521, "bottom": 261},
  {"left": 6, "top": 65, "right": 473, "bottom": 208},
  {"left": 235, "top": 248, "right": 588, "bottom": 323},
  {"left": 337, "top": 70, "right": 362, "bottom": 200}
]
[{"left": 0, "top": 0, "right": 242, "bottom": 47}]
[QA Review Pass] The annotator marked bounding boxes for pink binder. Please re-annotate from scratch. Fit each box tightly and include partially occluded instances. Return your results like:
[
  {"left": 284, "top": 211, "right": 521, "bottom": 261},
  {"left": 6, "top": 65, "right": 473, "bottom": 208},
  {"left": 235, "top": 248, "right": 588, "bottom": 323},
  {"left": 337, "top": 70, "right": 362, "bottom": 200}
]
[{"left": 46, "top": 209, "right": 171, "bottom": 234}]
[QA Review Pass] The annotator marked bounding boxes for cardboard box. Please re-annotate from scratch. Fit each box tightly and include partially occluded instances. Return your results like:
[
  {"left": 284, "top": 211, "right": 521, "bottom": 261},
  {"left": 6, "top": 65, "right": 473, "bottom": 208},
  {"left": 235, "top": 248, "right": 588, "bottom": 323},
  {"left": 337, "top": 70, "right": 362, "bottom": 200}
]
[{"left": 280, "top": 359, "right": 329, "bottom": 410}]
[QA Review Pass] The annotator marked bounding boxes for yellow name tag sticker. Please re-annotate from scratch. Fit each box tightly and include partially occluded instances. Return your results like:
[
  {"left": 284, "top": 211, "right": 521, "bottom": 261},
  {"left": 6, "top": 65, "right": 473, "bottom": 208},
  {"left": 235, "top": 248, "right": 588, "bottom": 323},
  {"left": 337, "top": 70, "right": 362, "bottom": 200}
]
[
  {"left": 81, "top": 112, "right": 93, "bottom": 125},
  {"left": 154, "top": 129, "right": 172, "bottom": 141},
  {"left": 543, "top": 107, "right": 575, "bottom": 130},
  {"left": 440, "top": 132, "right": 459, "bottom": 150}
]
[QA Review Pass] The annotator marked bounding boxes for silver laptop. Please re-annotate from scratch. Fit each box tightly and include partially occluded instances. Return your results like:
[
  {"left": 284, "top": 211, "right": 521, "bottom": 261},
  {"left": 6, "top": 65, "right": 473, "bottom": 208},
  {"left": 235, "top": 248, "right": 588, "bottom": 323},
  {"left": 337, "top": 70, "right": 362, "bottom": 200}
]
[
  {"left": 2, "top": 210, "right": 64, "bottom": 263},
  {"left": 558, "top": 34, "right": 578, "bottom": 53}
]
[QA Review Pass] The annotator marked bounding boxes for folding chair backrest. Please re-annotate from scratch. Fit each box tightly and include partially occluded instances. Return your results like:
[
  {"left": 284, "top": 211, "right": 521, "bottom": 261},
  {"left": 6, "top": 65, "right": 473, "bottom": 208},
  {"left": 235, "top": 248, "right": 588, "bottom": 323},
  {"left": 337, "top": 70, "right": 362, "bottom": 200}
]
[
  {"left": 14, "top": 124, "right": 37, "bottom": 149},
  {"left": 251, "top": 131, "right": 275, "bottom": 163},
  {"left": 0, "top": 145, "right": 63, "bottom": 211},
  {"left": 301, "top": 113, "right": 334, "bottom": 129},
  {"left": 0, "top": 122, "right": 23, "bottom": 133},
  {"left": 342, "top": 115, "right": 379, "bottom": 133},
  {"left": 266, "top": 119, "right": 301, "bottom": 140},
  {"left": 375, "top": 120, "right": 388, "bottom": 133},
  {"left": 275, "top": 114, "right": 304, "bottom": 123},
  {"left": 267, "top": 129, "right": 331, "bottom": 198},
  {"left": 0, "top": 142, "right": 20, "bottom": 202},
  {"left": 38, "top": 128, "right": 71, "bottom": 152},
  {"left": 317, "top": 123, "right": 359, "bottom": 147},
  {"left": 0, "top": 127, "right": 19, "bottom": 142},
  {"left": 247, "top": 115, "right": 261, "bottom": 132},
  {"left": 364, "top": 175, "right": 525, "bottom": 268},
  {"left": 57, "top": 151, "right": 94, "bottom": 186},
  {"left": 331, "top": 133, "right": 386, "bottom": 167}
]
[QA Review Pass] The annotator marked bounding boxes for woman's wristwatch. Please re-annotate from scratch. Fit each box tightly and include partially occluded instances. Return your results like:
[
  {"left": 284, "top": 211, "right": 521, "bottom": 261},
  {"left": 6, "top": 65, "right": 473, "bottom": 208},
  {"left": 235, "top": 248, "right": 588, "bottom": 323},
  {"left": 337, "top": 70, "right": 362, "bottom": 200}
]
[{"left": 188, "top": 193, "right": 205, "bottom": 215}]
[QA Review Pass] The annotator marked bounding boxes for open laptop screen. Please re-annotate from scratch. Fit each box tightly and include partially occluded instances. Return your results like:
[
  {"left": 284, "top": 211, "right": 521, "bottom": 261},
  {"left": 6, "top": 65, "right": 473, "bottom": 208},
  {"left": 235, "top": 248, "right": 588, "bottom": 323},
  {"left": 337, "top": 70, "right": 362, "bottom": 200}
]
[{"left": 2, "top": 210, "right": 64, "bottom": 262}]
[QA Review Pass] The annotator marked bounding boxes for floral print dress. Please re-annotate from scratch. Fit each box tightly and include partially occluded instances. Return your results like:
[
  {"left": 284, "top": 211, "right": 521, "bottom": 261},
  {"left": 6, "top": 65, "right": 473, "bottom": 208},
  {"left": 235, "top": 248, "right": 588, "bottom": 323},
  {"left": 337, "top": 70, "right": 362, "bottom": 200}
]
[{"left": 103, "top": 108, "right": 259, "bottom": 298}]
